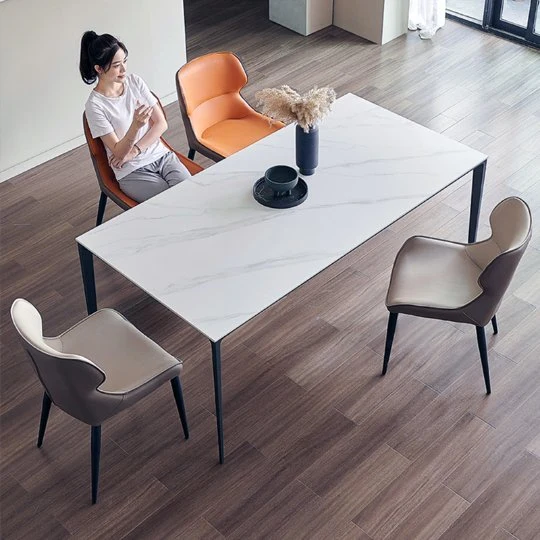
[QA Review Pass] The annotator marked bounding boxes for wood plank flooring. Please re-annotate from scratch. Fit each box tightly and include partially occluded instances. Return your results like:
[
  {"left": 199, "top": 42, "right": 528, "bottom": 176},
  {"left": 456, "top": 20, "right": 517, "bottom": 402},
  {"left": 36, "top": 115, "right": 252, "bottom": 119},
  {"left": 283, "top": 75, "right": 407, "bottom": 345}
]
[{"left": 1, "top": 1, "right": 539, "bottom": 538}]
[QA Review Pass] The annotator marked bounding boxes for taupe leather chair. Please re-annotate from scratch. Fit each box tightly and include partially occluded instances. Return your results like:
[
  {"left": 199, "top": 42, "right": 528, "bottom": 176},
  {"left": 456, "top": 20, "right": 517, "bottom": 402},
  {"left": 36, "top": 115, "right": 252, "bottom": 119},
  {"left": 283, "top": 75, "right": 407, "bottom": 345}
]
[
  {"left": 382, "top": 197, "right": 532, "bottom": 394},
  {"left": 10, "top": 299, "right": 189, "bottom": 504}
]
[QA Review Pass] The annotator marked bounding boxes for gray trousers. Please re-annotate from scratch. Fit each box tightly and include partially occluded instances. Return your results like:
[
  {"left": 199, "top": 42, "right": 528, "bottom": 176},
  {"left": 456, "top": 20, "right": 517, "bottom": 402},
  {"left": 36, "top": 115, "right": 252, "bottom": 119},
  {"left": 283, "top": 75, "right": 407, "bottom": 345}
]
[{"left": 118, "top": 152, "right": 191, "bottom": 203}]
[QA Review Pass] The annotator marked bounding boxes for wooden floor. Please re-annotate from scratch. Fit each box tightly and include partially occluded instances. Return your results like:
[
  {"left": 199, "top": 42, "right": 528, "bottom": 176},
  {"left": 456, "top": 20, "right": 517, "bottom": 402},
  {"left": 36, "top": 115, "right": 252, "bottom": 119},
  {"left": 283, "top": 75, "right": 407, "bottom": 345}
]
[{"left": 1, "top": 1, "right": 539, "bottom": 538}]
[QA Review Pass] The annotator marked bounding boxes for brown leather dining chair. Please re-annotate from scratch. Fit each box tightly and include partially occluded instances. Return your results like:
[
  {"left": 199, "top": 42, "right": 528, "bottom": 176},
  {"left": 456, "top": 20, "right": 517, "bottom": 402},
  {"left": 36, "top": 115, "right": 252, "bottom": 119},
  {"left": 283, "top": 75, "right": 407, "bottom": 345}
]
[
  {"left": 10, "top": 298, "right": 189, "bottom": 504},
  {"left": 176, "top": 51, "right": 284, "bottom": 162},
  {"left": 83, "top": 92, "right": 204, "bottom": 227},
  {"left": 382, "top": 197, "right": 532, "bottom": 394}
]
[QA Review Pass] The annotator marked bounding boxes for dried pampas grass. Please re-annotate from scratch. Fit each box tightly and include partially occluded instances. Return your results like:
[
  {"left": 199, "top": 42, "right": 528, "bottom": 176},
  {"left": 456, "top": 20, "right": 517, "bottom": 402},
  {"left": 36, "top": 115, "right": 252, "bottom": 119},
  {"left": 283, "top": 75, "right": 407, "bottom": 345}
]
[{"left": 256, "top": 85, "right": 336, "bottom": 132}]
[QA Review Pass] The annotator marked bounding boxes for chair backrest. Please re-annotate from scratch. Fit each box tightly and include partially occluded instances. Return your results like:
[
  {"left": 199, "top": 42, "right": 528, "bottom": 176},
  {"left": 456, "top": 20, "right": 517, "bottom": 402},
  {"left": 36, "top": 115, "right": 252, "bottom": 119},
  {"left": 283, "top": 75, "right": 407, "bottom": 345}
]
[
  {"left": 465, "top": 197, "right": 532, "bottom": 325},
  {"left": 10, "top": 299, "right": 121, "bottom": 425},
  {"left": 83, "top": 113, "right": 138, "bottom": 210},
  {"left": 176, "top": 52, "right": 251, "bottom": 138}
]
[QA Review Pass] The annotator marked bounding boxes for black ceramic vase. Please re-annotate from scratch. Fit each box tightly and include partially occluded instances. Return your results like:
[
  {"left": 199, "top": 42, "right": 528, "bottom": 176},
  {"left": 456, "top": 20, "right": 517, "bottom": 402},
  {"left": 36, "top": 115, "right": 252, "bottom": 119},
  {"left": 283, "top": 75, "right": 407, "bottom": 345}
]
[{"left": 296, "top": 124, "right": 319, "bottom": 176}]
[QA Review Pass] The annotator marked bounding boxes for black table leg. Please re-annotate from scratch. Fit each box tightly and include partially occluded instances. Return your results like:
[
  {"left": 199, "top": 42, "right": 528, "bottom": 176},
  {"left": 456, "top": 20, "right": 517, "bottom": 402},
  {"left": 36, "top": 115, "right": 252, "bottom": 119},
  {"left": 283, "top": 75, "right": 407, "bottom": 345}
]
[
  {"left": 78, "top": 243, "right": 97, "bottom": 315},
  {"left": 469, "top": 160, "right": 486, "bottom": 243},
  {"left": 211, "top": 339, "right": 224, "bottom": 464}
]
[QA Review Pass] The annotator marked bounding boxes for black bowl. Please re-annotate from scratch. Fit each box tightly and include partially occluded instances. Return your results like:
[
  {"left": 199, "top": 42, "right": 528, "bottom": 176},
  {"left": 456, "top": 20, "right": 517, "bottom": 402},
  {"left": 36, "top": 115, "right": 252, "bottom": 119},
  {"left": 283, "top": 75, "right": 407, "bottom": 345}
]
[{"left": 264, "top": 165, "right": 298, "bottom": 194}]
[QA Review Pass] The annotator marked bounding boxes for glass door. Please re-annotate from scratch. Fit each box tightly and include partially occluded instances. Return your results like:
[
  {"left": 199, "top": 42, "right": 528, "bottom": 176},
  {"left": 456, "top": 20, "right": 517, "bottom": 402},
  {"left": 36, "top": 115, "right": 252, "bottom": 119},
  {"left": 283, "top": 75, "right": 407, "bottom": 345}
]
[
  {"left": 492, "top": 0, "right": 540, "bottom": 43},
  {"left": 447, "top": 0, "right": 486, "bottom": 22},
  {"left": 447, "top": 0, "right": 540, "bottom": 45}
]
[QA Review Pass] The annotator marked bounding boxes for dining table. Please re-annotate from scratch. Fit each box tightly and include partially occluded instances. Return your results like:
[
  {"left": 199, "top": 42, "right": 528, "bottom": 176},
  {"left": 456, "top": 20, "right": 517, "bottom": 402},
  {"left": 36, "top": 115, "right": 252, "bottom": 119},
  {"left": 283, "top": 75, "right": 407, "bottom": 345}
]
[{"left": 77, "top": 93, "right": 488, "bottom": 464}]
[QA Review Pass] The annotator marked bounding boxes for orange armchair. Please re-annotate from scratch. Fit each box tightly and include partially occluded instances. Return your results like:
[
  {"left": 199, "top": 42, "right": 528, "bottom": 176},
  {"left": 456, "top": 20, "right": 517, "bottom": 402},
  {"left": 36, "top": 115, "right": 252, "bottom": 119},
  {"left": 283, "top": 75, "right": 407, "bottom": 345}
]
[
  {"left": 83, "top": 93, "right": 204, "bottom": 227},
  {"left": 176, "top": 52, "right": 284, "bottom": 162}
]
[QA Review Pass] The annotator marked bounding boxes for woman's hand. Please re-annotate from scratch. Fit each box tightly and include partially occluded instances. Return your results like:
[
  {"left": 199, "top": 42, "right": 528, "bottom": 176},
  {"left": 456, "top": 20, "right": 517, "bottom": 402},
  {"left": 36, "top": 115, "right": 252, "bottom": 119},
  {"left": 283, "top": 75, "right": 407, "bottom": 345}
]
[
  {"left": 109, "top": 146, "right": 140, "bottom": 169},
  {"left": 131, "top": 103, "right": 153, "bottom": 129}
]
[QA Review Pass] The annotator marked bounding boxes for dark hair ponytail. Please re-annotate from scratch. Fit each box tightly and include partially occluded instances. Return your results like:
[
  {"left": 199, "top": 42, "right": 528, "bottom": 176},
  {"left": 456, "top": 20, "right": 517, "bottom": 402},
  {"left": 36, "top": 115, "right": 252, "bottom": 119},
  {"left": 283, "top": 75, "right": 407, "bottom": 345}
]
[{"left": 79, "top": 31, "right": 128, "bottom": 85}]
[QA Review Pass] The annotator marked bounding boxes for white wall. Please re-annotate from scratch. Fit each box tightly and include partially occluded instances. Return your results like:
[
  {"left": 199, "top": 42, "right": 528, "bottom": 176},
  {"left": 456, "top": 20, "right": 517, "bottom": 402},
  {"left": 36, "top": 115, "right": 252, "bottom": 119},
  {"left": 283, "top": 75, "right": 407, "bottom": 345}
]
[
  {"left": 382, "top": 0, "right": 410, "bottom": 44},
  {"left": 0, "top": 0, "right": 186, "bottom": 182},
  {"left": 333, "top": 0, "right": 384, "bottom": 44},
  {"left": 333, "top": 0, "right": 410, "bottom": 44},
  {"left": 269, "top": 0, "right": 333, "bottom": 36}
]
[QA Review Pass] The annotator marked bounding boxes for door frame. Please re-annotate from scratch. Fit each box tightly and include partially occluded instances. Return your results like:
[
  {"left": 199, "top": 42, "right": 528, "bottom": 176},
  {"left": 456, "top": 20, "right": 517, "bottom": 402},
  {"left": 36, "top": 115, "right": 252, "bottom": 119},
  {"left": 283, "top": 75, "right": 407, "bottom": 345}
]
[
  {"left": 446, "top": 0, "right": 540, "bottom": 47},
  {"left": 490, "top": 0, "right": 540, "bottom": 43}
]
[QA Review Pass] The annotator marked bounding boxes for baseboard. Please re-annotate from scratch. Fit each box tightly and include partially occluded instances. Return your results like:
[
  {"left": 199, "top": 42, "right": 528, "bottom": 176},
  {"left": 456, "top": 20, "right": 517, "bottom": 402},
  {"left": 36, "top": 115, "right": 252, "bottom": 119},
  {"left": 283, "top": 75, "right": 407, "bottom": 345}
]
[
  {"left": 0, "top": 90, "right": 179, "bottom": 184},
  {"left": 0, "top": 135, "right": 87, "bottom": 184}
]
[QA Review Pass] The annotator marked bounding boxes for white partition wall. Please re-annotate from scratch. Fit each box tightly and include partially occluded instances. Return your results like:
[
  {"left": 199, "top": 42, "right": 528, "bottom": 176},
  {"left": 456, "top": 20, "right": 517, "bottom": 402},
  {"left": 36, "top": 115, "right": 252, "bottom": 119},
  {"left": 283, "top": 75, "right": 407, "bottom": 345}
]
[
  {"left": 334, "top": 0, "right": 410, "bottom": 44},
  {"left": 270, "top": 0, "right": 334, "bottom": 36},
  {"left": 0, "top": 0, "right": 187, "bottom": 182},
  {"left": 382, "top": 0, "right": 411, "bottom": 43}
]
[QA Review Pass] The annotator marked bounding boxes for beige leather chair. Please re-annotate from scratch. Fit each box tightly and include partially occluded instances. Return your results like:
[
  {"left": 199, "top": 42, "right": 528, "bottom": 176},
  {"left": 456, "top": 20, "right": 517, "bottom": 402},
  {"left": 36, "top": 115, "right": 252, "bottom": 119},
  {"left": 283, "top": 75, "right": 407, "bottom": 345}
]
[
  {"left": 382, "top": 197, "right": 532, "bottom": 394},
  {"left": 10, "top": 299, "right": 189, "bottom": 504}
]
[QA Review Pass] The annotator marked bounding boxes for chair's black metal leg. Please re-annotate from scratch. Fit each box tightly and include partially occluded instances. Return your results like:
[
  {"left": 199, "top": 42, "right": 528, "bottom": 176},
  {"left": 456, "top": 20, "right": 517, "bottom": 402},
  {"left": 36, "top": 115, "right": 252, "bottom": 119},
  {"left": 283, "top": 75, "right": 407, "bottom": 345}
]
[
  {"left": 96, "top": 192, "right": 107, "bottom": 227},
  {"left": 491, "top": 315, "right": 498, "bottom": 335},
  {"left": 211, "top": 340, "right": 224, "bottom": 464},
  {"left": 469, "top": 160, "right": 486, "bottom": 243},
  {"left": 37, "top": 392, "right": 52, "bottom": 448},
  {"left": 382, "top": 312, "right": 399, "bottom": 375},
  {"left": 475, "top": 326, "right": 491, "bottom": 394},
  {"left": 188, "top": 148, "right": 196, "bottom": 160},
  {"left": 91, "top": 425, "right": 101, "bottom": 504},
  {"left": 171, "top": 376, "right": 189, "bottom": 439},
  {"left": 78, "top": 243, "right": 97, "bottom": 315}
]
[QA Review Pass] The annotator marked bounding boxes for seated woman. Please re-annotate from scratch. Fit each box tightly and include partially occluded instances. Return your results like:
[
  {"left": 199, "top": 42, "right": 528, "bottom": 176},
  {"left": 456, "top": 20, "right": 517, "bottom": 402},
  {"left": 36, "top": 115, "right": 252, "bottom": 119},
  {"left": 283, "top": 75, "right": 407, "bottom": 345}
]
[{"left": 80, "top": 31, "right": 190, "bottom": 203}]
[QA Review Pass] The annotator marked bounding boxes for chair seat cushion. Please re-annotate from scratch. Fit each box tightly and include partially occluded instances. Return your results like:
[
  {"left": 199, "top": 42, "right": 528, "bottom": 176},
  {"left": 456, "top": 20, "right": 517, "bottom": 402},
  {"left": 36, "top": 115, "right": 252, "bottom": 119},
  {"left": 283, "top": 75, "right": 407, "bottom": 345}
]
[
  {"left": 55, "top": 309, "right": 181, "bottom": 394},
  {"left": 386, "top": 236, "right": 483, "bottom": 311},
  {"left": 200, "top": 113, "right": 282, "bottom": 157}
]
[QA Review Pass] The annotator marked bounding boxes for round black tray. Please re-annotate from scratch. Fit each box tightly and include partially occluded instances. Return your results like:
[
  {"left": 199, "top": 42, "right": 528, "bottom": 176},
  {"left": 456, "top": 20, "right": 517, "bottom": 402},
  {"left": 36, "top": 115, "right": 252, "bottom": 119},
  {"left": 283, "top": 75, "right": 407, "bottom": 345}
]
[{"left": 253, "top": 177, "right": 308, "bottom": 209}]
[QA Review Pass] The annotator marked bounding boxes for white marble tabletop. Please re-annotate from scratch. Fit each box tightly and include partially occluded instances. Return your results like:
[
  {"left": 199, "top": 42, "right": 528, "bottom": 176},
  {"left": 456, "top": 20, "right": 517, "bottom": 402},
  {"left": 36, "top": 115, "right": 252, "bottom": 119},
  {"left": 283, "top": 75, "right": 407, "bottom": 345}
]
[{"left": 77, "top": 93, "right": 486, "bottom": 342}]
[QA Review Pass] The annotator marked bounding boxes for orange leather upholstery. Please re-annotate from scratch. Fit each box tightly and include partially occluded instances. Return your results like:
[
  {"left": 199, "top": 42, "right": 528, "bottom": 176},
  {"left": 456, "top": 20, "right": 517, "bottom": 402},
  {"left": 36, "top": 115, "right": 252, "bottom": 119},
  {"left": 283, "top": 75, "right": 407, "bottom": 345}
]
[
  {"left": 83, "top": 115, "right": 137, "bottom": 211},
  {"left": 83, "top": 92, "right": 204, "bottom": 219},
  {"left": 176, "top": 52, "right": 284, "bottom": 161}
]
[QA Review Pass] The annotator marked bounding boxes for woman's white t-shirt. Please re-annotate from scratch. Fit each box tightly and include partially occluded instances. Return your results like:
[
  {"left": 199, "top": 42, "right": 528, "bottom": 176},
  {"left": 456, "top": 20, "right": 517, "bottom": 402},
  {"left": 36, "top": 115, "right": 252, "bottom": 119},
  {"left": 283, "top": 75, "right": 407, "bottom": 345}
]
[{"left": 85, "top": 74, "right": 168, "bottom": 180}]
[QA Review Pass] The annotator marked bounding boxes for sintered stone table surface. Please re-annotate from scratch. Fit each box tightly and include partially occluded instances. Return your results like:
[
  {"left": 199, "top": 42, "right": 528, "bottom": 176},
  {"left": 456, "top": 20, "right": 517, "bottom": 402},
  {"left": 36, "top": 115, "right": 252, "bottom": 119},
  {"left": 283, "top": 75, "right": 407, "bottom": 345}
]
[{"left": 77, "top": 93, "right": 487, "bottom": 463}]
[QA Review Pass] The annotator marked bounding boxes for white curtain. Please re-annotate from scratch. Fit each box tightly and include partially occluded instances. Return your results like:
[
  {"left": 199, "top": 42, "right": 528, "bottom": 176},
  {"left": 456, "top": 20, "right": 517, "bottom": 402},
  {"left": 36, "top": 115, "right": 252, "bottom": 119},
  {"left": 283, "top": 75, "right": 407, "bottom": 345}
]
[{"left": 409, "top": 0, "right": 446, "bottom": 39}]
